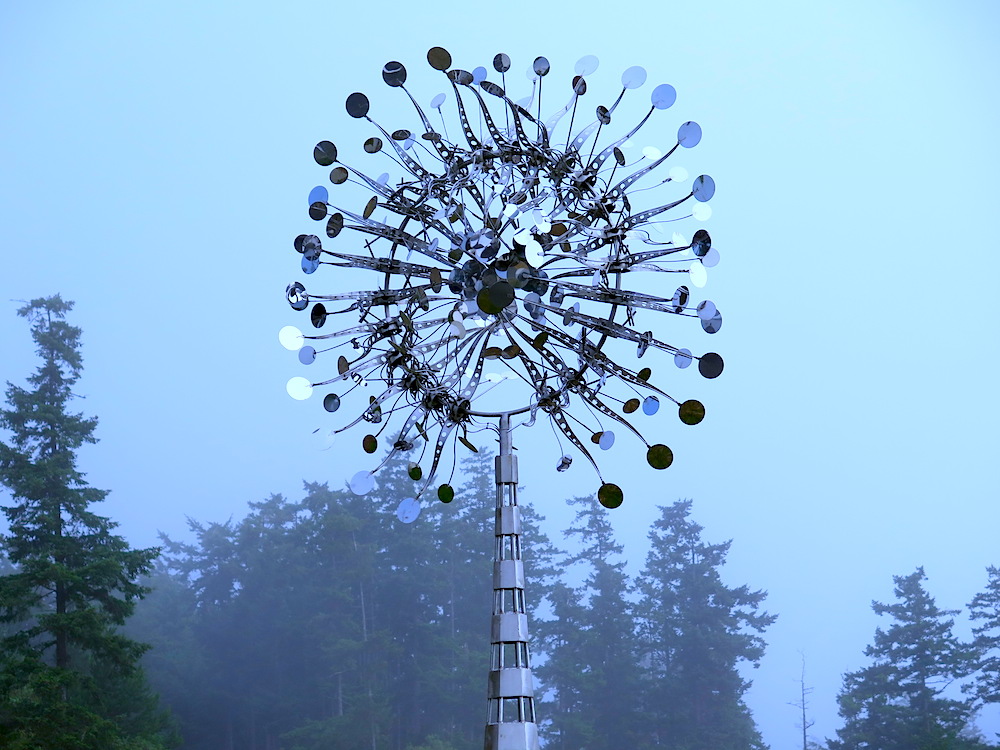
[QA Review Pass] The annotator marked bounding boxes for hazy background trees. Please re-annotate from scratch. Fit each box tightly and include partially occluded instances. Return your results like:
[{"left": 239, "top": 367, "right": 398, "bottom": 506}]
[
  {"left": 534, "top": 495, "right": 645, "bottom": 749},
  {"left": 830, "top": 568, "right": 989, "bottom": 750},
  {"left": 127, "top": 456, "right": 533, "bottom": 750},
  {"left": 3, "top": 299, "right": 998, "bottom": 749},
  {"left": 122, "top": 473, "right": 782, "bottom": 750},
  {"left": 634, "top": 500, "right": 775, "bottom": 750},
  {"left": 970, "top": 567, "right": 1000, "bottom": 710}
]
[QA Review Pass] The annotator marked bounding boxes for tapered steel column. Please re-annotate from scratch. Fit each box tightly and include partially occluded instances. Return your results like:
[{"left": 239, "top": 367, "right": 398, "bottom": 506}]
[{"left": 484, "top": 413, "right": 540, "bottom": 750}]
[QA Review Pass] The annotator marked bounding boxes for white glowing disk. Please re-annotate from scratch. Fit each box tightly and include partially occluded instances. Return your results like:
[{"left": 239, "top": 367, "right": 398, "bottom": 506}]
[
  {"left": 279, "top": 325, "right": 304, "bottom": 351},
  {"left": 689, "top": 261, "right": 708, "bottom": 288},
  {"left": 668, "top": 166, "right": 689, "bottom": 182},
  {"left": 286, "top": 377, "right": 314, "bottom": 400},
  {"left": 524, "top": 239, "right": 544, "bottom": 266}
]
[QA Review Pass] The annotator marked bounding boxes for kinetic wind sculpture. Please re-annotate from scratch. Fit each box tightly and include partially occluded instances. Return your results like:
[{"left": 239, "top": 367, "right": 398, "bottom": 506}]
[{"left": 280, "top": 48, "right": 722, "bottom": 749}]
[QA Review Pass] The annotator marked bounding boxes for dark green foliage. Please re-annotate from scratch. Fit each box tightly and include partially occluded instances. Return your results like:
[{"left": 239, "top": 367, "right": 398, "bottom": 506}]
[
  {"left": 830, "top": 568, "right": 982, "bottom": 750},
  {"left": 535, "top": 496, "right": 645, "bottom": 750},
  {"left": 0, "top": 657, "right": 175, "bottom": 749},
  {"left": 969, "top": 566, "right": 1000, "bottom": 707},
  {"left": 0, "top": 296, "right": 171, "bottom": 749},
  {"left": 634, "top": 500, "right": 774, "bottom": 750},
  {"left": 0, "top": 661, "right": 121, "bottom": 750},
  {"left": 534, "top": 578, "right": 590, "bottom": 748}
]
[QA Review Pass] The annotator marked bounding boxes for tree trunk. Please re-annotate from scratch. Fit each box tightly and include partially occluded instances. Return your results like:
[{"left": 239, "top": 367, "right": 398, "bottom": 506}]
[{"left": 55, "top": 495, "right": 68, "bottom": 676}]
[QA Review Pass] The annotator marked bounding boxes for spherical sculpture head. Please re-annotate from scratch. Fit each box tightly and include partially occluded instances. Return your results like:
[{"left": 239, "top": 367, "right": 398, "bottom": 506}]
[{"left": 281, "top": 50, "right": 724, "bottom": 507}]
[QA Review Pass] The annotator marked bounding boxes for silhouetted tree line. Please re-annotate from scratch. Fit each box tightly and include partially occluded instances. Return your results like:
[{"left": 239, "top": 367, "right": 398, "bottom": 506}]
[
  {"left": 2, "top": 298, "right": 999, "bottom": 750},
  {"left": 124, "top": 478, "right": 1000, "bottom": 750},
  {"left": 119, "top": 453, "right": 778, "bottom": 750},
  {"left": 827, "top": 566, "right": 1000, "bottom": 750}
]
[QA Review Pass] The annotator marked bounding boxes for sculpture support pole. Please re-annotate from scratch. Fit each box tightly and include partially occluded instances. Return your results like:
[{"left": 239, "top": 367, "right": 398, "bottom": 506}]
[{"left": 484, "top": 413, "right": 540, "bottom": 750}]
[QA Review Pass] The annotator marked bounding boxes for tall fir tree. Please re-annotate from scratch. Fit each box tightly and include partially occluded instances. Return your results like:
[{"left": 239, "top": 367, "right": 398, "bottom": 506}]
[
  {"left": 536, "top": 495, "right": 644, "bottom": 750},
  {"left": 534, "top": 577, "right": 592, "bottom": 750},
  {"left": 634, "top": 499, "right": 774, "bottom": 750},
  {"left": 830, "top": 567, "right": 982, "bottom": 750},
  {"left": 969, "top": 566, "right": 1000, "bottom": 708},
  {"left": 0, "top": 296, "right": 169, "bottom": 749}
]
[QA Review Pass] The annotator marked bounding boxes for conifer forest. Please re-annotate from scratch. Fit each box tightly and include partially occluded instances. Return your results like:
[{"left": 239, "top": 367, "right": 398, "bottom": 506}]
[{"left": 2, "top": 300, "right": 999, "bottom": 750}]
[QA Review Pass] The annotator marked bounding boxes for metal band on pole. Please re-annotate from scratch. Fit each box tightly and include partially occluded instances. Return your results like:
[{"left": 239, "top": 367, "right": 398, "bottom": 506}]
[{"left": 484, "top": 413, "right": 540, "bottom": 750}]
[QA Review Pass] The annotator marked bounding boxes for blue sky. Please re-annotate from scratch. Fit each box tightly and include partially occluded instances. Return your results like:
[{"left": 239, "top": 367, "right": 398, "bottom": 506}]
[{"left": 2, "top": 1, "right": 999, "bottom": 746}]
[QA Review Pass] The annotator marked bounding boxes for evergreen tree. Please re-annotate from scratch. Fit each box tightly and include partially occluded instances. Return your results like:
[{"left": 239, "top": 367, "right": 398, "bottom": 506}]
[
  {"left": 634, "top": 500, "right": 774, "bottom": 750},
  {"left": 131, "top": 445, "right": 562, "bottom": 749},
  {"left": 428, "top": 449, "right": 501, "bottom": 745},
  {"left": 969, "top": 566, "right": 1000, "bottom": 707},
  {"left": 536, "top": 495, "right": 644, "bottom": 750},
  {"left": 830, "top": 567, "right": 982, "bottom": 750},
  {"left": 373, "top": 447, "right": 461, "bottom": 748},
  {"left": 0, "top": 296, "right": 169, "bottom": 749},
  {"left": 0, "top": 553, "right": 17, "bottom": 642},
  {"left": 145, "top": 486, "right": 391, "bottom": 750},
  {"left": 534, "top": 578, "right": 592, "bottom": 750},
  {"left": 295, "top": 482, "right": 393, "bottom": 750}
]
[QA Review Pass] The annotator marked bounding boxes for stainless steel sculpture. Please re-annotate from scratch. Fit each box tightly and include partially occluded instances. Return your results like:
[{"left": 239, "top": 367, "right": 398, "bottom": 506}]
[{"left": 280, "top": 48, "right": 721, "bottom": 749}]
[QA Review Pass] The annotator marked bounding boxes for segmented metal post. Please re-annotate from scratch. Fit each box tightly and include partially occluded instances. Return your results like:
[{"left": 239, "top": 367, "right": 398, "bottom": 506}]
[{"left": 484, "top": 413, "right": 540, "bottom": 750}]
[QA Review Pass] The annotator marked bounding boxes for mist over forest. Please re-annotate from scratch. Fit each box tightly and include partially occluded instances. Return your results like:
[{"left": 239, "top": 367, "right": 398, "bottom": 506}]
[{"left": 2, "top": 297, "right": 999, "bottom": 749}]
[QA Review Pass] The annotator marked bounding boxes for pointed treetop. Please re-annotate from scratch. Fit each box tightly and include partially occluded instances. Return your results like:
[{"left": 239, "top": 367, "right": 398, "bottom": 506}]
[{"left": 14, "top": 294, "right": 84, "bottom": 384}]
